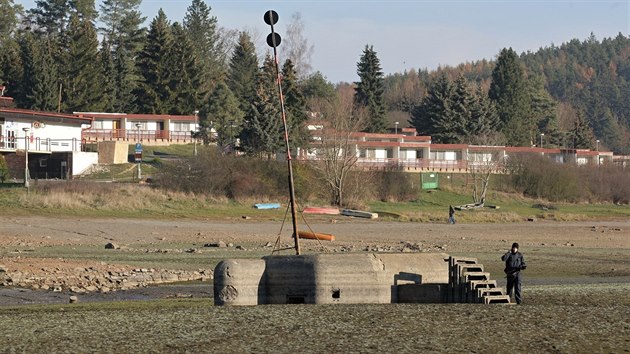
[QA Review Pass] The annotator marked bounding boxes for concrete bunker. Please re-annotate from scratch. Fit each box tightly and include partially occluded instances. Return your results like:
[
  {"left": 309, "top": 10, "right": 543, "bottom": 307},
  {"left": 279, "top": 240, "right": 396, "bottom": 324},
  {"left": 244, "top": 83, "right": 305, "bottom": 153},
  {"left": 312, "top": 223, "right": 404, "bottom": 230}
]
[{"left": 213, "top": 253, "right": 497, "bottom": 306}]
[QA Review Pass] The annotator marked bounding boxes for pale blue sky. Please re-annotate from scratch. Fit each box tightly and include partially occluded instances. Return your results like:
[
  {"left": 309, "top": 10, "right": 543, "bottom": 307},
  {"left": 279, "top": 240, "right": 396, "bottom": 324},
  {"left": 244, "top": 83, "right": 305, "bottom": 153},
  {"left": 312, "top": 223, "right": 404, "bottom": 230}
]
[{"left": 18, "top": 1, "right": 630, "bottom": 83}]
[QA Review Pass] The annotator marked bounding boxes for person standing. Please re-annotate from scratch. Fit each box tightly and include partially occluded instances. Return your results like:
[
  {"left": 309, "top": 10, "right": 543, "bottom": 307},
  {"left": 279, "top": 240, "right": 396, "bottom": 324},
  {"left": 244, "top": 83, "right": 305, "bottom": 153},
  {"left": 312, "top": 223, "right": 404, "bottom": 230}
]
[
  {"left": 502, "top": 242, "right": 526, "bottom": 304},
  {"left": 448, "top": 205, "right": 456, "bottom": 224}
]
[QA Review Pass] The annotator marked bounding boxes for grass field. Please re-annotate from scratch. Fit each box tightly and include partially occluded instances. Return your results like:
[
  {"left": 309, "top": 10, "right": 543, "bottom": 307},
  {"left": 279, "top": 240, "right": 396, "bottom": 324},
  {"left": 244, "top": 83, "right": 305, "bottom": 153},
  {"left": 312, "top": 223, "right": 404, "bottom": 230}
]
[{"left": 1, "top": 283, "right": 629, "bottom": 353}]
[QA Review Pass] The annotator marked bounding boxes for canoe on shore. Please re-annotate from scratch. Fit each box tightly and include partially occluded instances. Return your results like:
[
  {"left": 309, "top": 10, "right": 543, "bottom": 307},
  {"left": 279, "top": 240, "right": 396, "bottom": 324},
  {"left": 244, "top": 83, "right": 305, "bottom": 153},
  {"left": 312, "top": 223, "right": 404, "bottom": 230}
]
[
  {"left": 297, "top": 230, "right": 335, "bottom": 241},
  {"left": 303, "top": 207, "right": 340, "bottom": 215},
  {"left": 254, "top": 203, "right": 281, "bottom": 209},
  {"left": 341, "top": 209, "right": 379, "bottom": 219}
]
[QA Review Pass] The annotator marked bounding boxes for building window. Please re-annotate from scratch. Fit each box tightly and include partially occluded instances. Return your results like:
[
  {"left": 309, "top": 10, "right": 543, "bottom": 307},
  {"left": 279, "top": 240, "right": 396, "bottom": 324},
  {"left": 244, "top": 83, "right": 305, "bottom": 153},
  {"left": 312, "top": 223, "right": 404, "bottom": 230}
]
[
  {"left": 92, "top": 121, "right": 103, "bottom": 129},
  {"left": 172, "top": 122, "right": 189, "bottom": 132}
]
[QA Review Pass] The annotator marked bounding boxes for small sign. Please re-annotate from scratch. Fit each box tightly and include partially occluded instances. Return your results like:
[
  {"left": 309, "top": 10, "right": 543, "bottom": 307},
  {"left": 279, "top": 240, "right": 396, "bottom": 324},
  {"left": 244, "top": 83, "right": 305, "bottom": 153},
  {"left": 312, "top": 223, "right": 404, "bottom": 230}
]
[
  {"left": 134, "top": 152, "right": 142, "bottom": 163},
  {"left": 135, "top": 143, "right": 142, "bottom": 153}
]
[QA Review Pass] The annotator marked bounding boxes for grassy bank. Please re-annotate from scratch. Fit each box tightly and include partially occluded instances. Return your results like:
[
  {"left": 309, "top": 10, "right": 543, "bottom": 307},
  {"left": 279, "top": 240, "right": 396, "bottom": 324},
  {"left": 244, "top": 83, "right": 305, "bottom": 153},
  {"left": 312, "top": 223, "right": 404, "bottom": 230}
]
[{"left": 1, "top": 181, "right": 629, "bottom": 221}]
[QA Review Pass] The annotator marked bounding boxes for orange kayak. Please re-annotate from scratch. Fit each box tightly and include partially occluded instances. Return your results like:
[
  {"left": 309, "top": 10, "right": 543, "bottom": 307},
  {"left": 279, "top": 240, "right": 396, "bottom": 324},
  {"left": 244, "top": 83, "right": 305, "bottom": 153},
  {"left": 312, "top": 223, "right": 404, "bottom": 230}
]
[{"left": 297, "top": 230, "right": 335, "bottom": 241}]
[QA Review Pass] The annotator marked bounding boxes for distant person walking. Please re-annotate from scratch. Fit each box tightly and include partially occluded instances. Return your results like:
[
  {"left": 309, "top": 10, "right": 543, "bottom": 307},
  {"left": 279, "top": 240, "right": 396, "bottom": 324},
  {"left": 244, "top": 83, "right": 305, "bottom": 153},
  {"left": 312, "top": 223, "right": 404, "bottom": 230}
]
[
  {"left": 502, "top": 242, "right": 527, "bottom": 304},
  {"left": 448, "top": 205, "right": 456, "bottom": 224}
]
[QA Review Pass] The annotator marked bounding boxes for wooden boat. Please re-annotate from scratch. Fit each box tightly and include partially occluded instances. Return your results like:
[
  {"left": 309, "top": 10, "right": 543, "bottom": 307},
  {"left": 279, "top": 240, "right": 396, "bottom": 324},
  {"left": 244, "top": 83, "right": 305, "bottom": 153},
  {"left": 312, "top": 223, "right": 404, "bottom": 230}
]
[
  {"left": 303, "top": 207, "right": 340, "bottom": 215},
  {"left": 341, "top": 209, "right": 378, "bottom": 219},
  {"left": 297, "top": 230, "right": 335, "bottom": 241},
  {"left": 254, "top": 203, "right": 281, "bottom": 209}
]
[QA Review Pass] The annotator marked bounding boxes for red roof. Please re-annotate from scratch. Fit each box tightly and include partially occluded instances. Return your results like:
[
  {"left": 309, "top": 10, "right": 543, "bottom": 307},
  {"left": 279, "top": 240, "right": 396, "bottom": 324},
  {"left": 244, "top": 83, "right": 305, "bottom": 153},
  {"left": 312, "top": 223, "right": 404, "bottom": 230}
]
[
  {"left": 0, "top": 107, "right": 91, "bottom": 123},
  {"left": 74, "top": 112, "right": 197, "bottom": 122}
]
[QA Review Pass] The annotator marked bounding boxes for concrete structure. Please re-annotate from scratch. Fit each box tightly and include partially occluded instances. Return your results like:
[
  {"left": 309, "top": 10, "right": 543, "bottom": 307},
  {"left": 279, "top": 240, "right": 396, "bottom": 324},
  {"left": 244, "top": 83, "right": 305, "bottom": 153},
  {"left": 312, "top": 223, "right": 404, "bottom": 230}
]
[
  {"left": 97, "top": 141, "right": 130, "bottom": 164},
  {"left": 214, "top": 253, "right": 509, "bottom": 306},
  {"left": 0, "top": 97, "right": 97, "bottom": 179}
]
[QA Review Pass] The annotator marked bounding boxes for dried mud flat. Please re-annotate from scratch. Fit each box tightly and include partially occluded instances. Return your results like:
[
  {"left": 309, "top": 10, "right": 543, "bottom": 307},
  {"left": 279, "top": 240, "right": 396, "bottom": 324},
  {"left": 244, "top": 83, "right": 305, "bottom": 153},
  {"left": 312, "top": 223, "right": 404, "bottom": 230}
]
[{"left": 1, "top": 216, "right": 630, "bottom": 352}]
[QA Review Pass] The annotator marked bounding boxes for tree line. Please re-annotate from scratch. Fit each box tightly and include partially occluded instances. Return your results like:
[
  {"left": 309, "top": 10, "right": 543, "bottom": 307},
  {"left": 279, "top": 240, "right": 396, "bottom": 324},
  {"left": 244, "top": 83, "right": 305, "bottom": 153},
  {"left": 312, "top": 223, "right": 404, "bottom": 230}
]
[
  {"left": 1, "top": 1, "right": 627, "bottom": 154},
  {"left": 384, "top": 33, "right": 630, "bottom": 153}
]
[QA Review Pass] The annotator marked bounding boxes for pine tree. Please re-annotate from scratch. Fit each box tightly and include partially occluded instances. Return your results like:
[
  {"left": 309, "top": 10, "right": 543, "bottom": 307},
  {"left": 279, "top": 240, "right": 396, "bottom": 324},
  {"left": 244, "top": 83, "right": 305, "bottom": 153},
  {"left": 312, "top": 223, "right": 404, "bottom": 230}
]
[
  {"left": 489, "top": 48, "right": 531, "bottom": 146},
  {"left": 199, "top": 80, "right": 244, "bottom": 148},
  {"left": 99, "top": 0, "right": 145, "bottom": 112},
  {"left": 451, "top": 74, "right": 475, "bottom": 141},
  {"left": 410, "top": 74, "right": 459, "bottom": 143},
  {"left": 571, "top": 111, "right": 595, "bottom": 149},
  {"left": 0, "top": 0, "right": 23, "bottom": 46},
  {"left": 183, "top": 0, "right": 225, "bottom": 90},
  {"left": 29, "top": 0, "right": 71, "bottom": 38},
  {"left": 135, "top": 9, "right": 173, "bottom": 114},
  {"left": 0, "top": 38, "right": 23, "bottom": 100},
  {"left": 227, "top": 31, "right": 258, "bottom": 114},
  {"left": 281, "top": 59, "right": 309, "bottom": 147},
  {"left": 63, "top": 13, "right": 104, "bottom": 112},
  {"left": 167, "top": 22, "right": 204, "bottom": 115},
  {"left": 69, "top": 0, "right": 97, "bottom": 22},
  {"left": 113, "top": 44, "right": 138, "bottom": 112},
  {"left": 528, "top": 75, "right": 560, "bottom": 146},
  {"left": 468, "top": 85, "right": 500, "bottom": 142},
  {"left": 99, "top": 38, "right": 117, "bottom": 112},
  {"left": 354, "top": 45, "right": 386, "bottom": 133},
  {"left": 241, "top": 55, "right": 283, "bottom": 157},
  {"left": 19, "top": 34, "right": 59, "bottom": 111},
  {"left": 99, "top": 0, "right": 146, "bottom": 54}
]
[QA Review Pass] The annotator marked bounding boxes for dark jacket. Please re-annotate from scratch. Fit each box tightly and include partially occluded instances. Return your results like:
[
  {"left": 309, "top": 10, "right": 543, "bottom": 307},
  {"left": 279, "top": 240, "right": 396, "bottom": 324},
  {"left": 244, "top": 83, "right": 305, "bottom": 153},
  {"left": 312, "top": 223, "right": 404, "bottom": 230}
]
[{"left": 502, "top": 251, "right": 526, "bottom": 275}]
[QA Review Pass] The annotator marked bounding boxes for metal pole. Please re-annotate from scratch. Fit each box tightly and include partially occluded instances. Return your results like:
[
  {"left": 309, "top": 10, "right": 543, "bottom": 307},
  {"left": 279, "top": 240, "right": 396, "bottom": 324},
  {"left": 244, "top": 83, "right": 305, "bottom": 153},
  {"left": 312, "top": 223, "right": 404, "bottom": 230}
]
[
  {"left": 23, "top": 128, "right": 29, "bottom": 190},
  {"left": 266, "top": 10, "right": 300, "bottom": 255},
  {"left": 136, "top": 124, "right": 142, "bottom": 180}
]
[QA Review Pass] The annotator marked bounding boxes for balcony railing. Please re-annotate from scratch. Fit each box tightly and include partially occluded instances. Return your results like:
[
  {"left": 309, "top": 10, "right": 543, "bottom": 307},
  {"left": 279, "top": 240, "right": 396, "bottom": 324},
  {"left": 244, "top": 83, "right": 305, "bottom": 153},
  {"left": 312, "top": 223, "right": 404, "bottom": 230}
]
[
  {"left": 82, "top": 129, "right": 194, "bottom": 143},
  {"left": 1, "top": 135, "right": 83, "bottom": 152}
]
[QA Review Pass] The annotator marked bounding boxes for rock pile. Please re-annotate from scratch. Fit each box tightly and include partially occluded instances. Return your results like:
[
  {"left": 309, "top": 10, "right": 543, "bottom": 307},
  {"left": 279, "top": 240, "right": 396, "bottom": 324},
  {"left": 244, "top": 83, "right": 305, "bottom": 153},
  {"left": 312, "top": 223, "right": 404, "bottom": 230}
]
[{"left": 1, "top": 265, "right": 212, "bottom": 294}]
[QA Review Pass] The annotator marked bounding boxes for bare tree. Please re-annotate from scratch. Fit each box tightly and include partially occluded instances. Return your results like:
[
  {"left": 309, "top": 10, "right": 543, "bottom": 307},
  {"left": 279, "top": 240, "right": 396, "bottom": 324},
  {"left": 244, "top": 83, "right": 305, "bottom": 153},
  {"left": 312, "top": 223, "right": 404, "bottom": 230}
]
[
  {"left": 310, "top": 85, "right": 367, "bottom": 206},
  {"left": 284, "top": 12, "right": 314, "bottom": 79},
  {"left": 467, "top": 133, "right": 504, "bottom": 207}
]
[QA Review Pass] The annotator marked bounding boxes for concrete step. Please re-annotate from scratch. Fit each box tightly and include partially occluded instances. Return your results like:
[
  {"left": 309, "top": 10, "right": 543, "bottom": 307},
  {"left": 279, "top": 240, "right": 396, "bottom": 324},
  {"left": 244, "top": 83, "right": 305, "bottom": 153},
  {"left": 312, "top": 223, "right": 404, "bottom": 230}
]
[
  {"left": 477, "top": 288, "right": 505, "bottom": 302},
  {"left": 468, "top": 280, "right": 497, "bottom": 290},
  {"left": 452, "top": 257, "right": 478, "bottom": 265},
  {"left": 462, "top": 271, "right": 490, "bottom": 282},
  {"left": 483, "top": 295, "right": 512, "bottom": 304}
]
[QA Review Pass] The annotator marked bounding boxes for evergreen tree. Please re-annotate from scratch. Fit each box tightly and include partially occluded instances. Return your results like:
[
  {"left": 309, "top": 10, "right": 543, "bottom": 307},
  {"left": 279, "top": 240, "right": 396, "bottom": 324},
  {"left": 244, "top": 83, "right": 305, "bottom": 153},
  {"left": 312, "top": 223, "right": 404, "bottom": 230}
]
[
  {"left": 281, "top": 59, "right": 309, "bottom": 147},
  {"left": 99, "top": 38, "right": 117, "bottom": 112},
  {"left": 113, "top": 44, "right": 138, "bottom": 112},
  {"left": 227, "top": 31, "right": 258, "bottom": 114},
  {"left": 571, "top": 111, "right": 595, "bottom": 149},
  {"left": 410, "top": 74, "right": 459, "bottom": 143},
  {"left": 63, "top": 13, "right": 104, "bottom": 112},
  {"left": 0, "top": 38, "right": 23, "bottom": 99},
  {"left": 199, "top": 80, "right": 244, "bottom": 148},
  {"left": 468, "top": 85, "right": 500, "bottom": 141},
  {"left": 69, "top": 0, "right": 97, "bottom": 22},
  {"left": 451, "top": 74, "right": 475, "bottom": 141},
  {"left": 489, "top": 48, "right": 531, "bottom": 146},
  {"left": 241, "top": 55, "right": 283, "bottom": 157},
  {"left": 99, "top": 0, "right": 145, "bottom": 112},
  {"left": 135, "top": 9, "right": 173, "bottom": 114},
  {"left": 19, "top": 34, "right": 59, "bottom": 111},
  {"left": 183, "top": 0, "right": 225, "bottom": 90},
  {"left": 0, "top": 0, "right": 23, "bottom": 45},
  {"left": 301, "top": 71, "right": 336, "bottom": 102},
  {"left": 354, "top": 45, "right": 386, "bottom": 133},
  {"left": 528, "top": 75, "right": 560, "bottom": 146},
  {"left": 29, "top": 0, "right": 71, "bottom": 38},
  {"left": 99, "top": 0, "right": 146, "bottom": 54},
  {"left": 167, "top": 22, "right": 204, "bottom": 115}
]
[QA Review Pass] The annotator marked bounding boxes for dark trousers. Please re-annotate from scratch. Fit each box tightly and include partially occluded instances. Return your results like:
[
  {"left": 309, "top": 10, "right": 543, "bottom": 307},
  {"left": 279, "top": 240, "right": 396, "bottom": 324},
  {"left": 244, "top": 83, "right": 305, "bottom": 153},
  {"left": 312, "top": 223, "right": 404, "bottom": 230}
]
[{"left": 506, "top": 271, "right": 522, "bottom": 304}]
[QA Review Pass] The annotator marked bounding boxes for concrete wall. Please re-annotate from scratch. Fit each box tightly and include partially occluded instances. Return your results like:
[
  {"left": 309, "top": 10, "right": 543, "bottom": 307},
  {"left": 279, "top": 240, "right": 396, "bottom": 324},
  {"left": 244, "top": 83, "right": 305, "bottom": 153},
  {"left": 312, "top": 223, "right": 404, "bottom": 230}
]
[
  {"left": 71, "top": 152, "right": 98, "bottom": 176},
  {"left": 97, "top": 141, "right": 128, "bottom": 164},
  {"left": 213, "top": 253, "right": 450, "bottom": 306},
  {"left": 213, "top": 259, "right": 266, "bottom": 306}
]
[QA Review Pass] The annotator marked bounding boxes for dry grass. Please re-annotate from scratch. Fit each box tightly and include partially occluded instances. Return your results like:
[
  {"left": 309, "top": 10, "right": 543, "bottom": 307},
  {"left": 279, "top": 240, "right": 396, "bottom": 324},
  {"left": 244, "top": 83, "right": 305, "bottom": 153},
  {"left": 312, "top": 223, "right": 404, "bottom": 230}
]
[{"left": 1, "top": 284, "right": 629, "bottom": 353}]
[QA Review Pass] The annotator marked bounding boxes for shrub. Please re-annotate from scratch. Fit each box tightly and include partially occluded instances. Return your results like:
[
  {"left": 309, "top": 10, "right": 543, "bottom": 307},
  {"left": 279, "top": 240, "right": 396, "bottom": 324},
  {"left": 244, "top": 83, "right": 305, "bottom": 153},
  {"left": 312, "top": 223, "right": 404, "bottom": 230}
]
[{"left": 0, "top": 155, "right": 8, "bottom": 183}]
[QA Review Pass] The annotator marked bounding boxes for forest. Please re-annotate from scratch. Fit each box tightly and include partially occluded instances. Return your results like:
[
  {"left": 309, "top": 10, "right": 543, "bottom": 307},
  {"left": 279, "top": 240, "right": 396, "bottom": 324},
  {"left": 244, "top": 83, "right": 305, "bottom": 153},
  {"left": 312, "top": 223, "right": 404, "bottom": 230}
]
[{"left": 0, "top": 1, "right": 628, "bottom": 153}]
